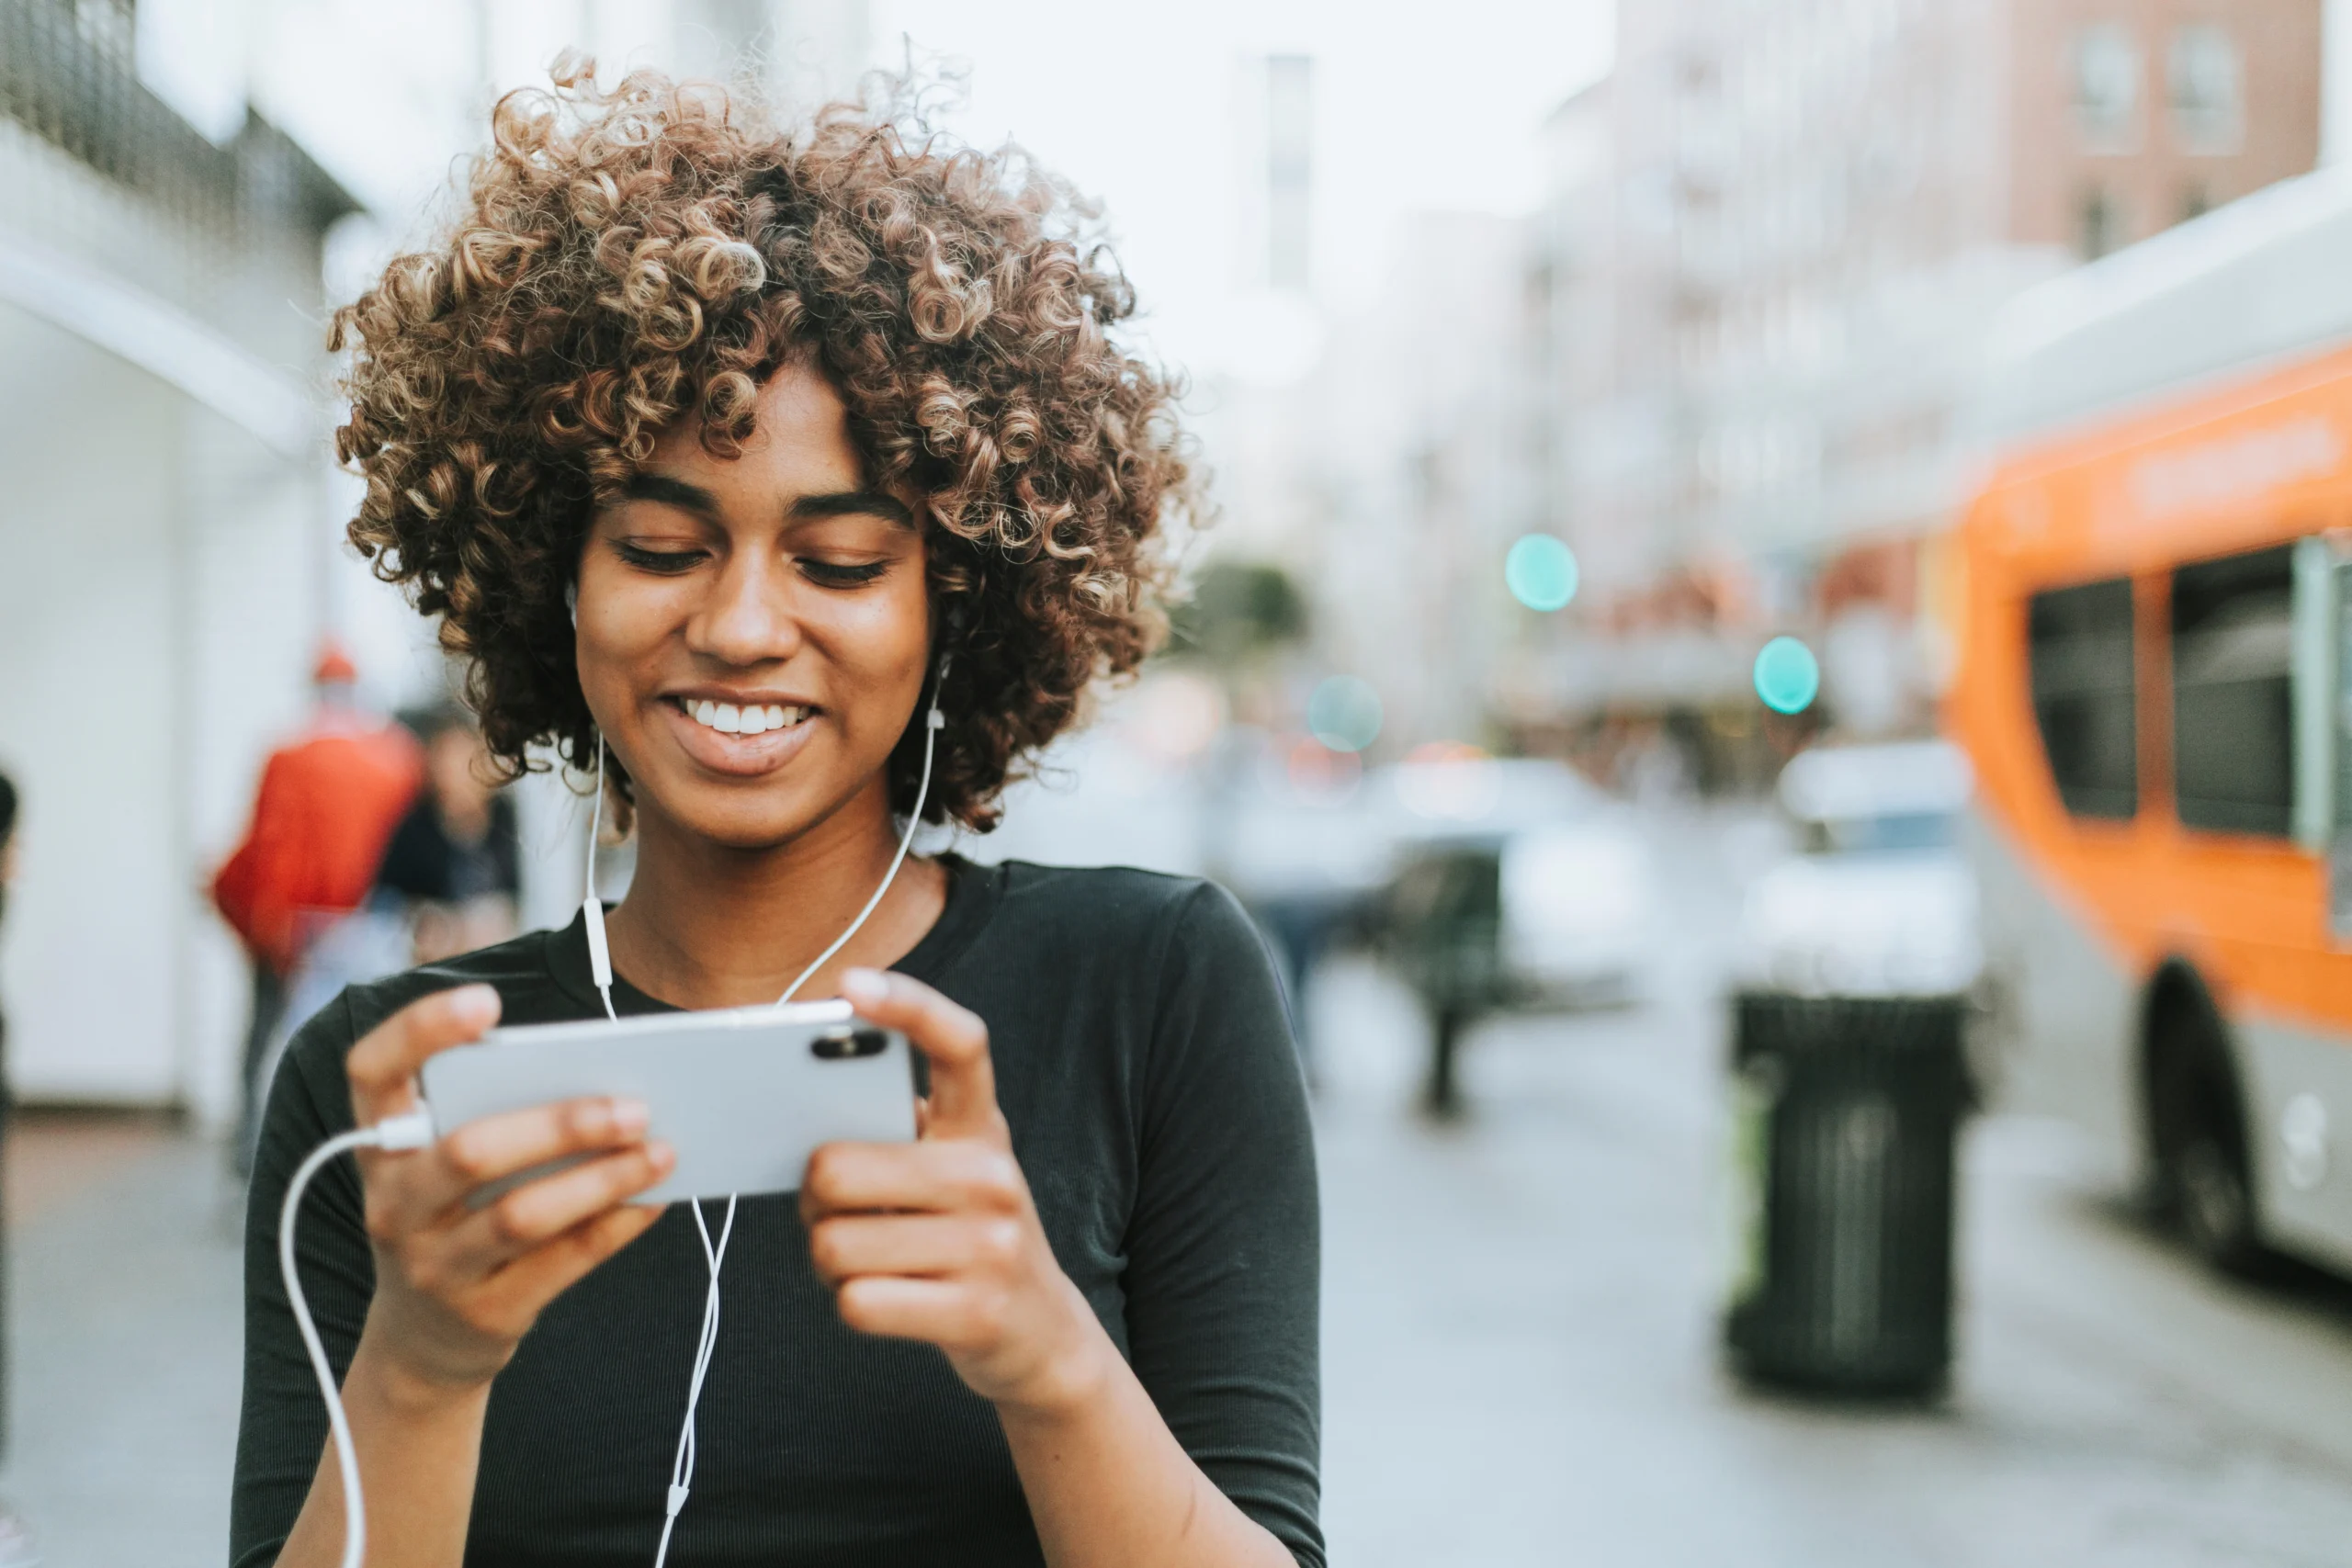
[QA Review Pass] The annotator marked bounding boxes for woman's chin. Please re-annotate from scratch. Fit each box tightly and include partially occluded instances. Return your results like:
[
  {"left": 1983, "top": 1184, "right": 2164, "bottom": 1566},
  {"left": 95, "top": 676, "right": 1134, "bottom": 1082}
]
[{"left": 650, "top": 795, "right": 840, "bottom": 853}]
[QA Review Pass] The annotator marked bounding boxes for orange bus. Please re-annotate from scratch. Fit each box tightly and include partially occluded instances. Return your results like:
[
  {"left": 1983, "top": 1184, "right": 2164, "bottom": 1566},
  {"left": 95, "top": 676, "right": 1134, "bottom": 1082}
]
[{"left": 1951, "top": 169, "right": 2352, "bottom": 1277}]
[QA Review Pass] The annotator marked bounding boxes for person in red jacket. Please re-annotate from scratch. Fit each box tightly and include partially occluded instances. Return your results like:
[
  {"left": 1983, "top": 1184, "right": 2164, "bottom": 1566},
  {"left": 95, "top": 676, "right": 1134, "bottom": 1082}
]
[{"left": 213, "top": 644, "right": 422, "bottom": 1166}]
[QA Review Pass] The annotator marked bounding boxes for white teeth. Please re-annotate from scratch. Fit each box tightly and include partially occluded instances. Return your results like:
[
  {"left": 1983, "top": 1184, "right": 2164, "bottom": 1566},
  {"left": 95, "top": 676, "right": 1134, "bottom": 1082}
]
[{"left": 684, "top": 699, "right": 808, "bottom": 735}]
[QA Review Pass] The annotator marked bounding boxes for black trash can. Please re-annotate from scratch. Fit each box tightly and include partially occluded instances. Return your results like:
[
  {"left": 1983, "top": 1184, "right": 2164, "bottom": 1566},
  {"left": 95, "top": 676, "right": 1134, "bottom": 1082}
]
[{"left": 1724, "top": 990, "right": 1969, "bottom": 1396}]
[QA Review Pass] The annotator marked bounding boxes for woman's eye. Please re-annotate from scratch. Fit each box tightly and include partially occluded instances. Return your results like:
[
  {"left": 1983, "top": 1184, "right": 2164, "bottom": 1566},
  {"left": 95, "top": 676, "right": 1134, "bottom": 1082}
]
[
  {"left": 615, "top": 542, "right": 707, "bottom": 574},
  {"left": 799, "top": 558, "right": 888, "bottom": 588}
]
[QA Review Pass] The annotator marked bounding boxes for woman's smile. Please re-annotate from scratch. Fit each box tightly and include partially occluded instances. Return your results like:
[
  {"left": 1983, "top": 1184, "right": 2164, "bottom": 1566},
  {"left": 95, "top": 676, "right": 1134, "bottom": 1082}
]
[{"left": 658, "top": 689, "right": 824, "bottom": 777}]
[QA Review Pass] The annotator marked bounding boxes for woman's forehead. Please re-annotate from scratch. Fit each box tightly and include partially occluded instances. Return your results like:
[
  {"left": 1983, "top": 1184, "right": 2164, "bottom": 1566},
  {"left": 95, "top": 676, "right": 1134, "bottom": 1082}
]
[{"left": 650, "top": 365, "right": 858, "bottom": 487}]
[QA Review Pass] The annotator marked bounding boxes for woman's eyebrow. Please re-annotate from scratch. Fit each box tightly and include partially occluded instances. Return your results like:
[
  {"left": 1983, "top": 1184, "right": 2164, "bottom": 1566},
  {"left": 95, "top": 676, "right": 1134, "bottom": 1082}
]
[
  {"left": 619, "top": 472, "right": 723, "bottom": 519},
  {"left": 788, "top": 491, "right": 916, "bottom": 528}
]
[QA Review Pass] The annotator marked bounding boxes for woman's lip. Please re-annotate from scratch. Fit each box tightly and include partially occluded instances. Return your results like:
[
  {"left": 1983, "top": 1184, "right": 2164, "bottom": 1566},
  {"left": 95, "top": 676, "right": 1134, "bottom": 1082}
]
[
  {"left": 663, "top": 691, "right": 820, "bottom": 708},
  {"left": 659, "top": 699, "right": 820, "bottom": 777}
]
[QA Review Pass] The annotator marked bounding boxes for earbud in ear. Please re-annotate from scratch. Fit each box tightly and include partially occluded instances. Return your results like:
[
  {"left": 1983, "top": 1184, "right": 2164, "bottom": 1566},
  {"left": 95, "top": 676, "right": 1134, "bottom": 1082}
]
[
  {"left": 567, "top": 581, "right": 579, "bottom": 627},
  {"left": 928, "top": 649, "right": 951, "bottom": 728}
]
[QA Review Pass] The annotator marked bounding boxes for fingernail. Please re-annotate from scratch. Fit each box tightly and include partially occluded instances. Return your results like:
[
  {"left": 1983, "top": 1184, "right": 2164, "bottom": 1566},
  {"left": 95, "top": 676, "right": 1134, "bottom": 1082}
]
[
  {"left": 454, "top": 984, "right": 502, "bottom": 1023},
  {"left": 612, "top": 1098, "right": 649, "bottom": 1134},
  {"left": 647, "top": 1141, "right": 675, "bottom": 1171},
  {"left": 842, "top": 968, "right": 887, "bottom": 1005}
]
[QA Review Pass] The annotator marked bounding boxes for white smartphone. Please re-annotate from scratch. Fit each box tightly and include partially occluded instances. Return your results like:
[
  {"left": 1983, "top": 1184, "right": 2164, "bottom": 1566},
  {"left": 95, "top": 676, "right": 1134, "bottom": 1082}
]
[{"left": 417, "top": 1000, "right": 918, "bottom": 1205}]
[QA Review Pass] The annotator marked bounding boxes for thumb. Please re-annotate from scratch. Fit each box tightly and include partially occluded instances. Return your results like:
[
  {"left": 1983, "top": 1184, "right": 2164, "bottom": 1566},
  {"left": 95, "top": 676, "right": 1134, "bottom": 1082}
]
[{"left": 841, "top": 968, "right": 1001, "bottom": 1145}]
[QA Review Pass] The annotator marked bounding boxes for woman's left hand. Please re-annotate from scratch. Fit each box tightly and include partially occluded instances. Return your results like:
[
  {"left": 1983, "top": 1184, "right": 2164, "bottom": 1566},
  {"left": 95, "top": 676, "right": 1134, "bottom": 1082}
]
[{"left": 803, "top": 968, "right": 1109, "bottom": 1416}]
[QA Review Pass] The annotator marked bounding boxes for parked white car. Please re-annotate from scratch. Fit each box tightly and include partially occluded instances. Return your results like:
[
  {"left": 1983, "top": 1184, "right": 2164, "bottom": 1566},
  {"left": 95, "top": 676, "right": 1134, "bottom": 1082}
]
[
  {"left": 1498, "top": 819, "right": 1658, "bottom": 1002},
  {"left": 1736, "top": 741, "right": 1982, "bottom": 999}
]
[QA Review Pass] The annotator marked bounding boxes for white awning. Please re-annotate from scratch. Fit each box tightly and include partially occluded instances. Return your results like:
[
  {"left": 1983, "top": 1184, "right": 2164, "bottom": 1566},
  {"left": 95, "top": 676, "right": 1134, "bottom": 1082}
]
[{"left": 0, "top": 231, "right": 319, "bottom": 459}]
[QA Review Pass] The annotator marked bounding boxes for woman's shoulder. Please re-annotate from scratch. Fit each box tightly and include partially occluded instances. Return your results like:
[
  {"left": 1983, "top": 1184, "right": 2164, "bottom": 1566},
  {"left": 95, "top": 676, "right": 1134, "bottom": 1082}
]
[
  {"left": 970, "top": 859, "right": 1271, "bottom": 985},
  {"left": 984, "top": 859, "right": 1251, "bottom": 936}
]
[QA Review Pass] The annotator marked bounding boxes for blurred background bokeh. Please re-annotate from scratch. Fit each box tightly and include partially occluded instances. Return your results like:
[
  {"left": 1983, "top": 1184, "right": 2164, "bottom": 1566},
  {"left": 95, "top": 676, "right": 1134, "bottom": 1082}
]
[{"left": 6, "top": 1, "right": 2352, "bottom": 1563}]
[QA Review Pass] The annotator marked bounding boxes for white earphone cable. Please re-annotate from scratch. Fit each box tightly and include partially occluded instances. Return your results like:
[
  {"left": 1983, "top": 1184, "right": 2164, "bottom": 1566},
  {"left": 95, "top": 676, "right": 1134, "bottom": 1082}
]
[
  {"left": 584, "top": 738, "right": 617, "bottom": 1022},
  {"left": 774, "top": 687, "right": 944, "bottom": 1009},
  {"left": 580, "top": 667, "right": 947, "bottom": 1567},
  {"left": 278, "top": 1111, "right": 436, "bottom": 1568},
  {"left": 652, "top": 1195, "right": 737, "bottom": 1568}
]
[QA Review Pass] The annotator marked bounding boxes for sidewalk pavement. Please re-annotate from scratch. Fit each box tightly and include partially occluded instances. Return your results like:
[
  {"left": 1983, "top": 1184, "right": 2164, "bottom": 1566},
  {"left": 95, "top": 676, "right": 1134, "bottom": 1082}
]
[{"left": 3, "top": 1111, "right": 243, "bottom": 1567}]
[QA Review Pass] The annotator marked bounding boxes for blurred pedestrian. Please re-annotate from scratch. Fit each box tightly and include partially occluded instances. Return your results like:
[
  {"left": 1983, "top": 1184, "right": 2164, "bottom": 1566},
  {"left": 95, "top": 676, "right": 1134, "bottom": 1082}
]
[
  {"left": 211, "top": 644, "right": 422, "bottom": 1169},
  {"left": 375, "top": 707, "right": 521, "bottom": 964},
  {"left": 0, "top": 768, "right": 32, "bottom": 1568},
  {"left": 0, "top": 770, "right": 17, "bottom": 1407}
]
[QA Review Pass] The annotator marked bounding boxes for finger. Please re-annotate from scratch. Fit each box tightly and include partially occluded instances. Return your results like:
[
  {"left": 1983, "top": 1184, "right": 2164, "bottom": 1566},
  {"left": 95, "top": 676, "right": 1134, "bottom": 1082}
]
[
  {"left": 438, "top": 1094, "right": 650, "bottom": 1198},
  {"left": 439, "top": 1142, "right": 675, "bottom": 1277},
  {"left": 800, "top": 1139, "right": 1023, "bottom": 1222},
  {"left": 467, "top": 1202, "right": 667, "bottom": 1337},
  {"left": 840, "top": 969, "right": 1000, "bottom": 1143},
  {"left": 373, "top": 1096, "right": 652, "bottom": 1232},
  {"left": 346, "top": 985, "right": 503, "bottom": 1126},
  {"left": 807, "top": 1213, "right": 1024, "bottom": 1287},
  {"left": 835, "top": 1275, "right": 1001, "bottom": 1348}
]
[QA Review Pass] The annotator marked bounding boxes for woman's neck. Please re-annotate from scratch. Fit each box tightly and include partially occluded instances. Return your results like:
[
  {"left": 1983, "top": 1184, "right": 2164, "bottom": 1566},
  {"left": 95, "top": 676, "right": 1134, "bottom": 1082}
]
[{"left": 600, "top": 782, "right": 948, "bottom": 1010}]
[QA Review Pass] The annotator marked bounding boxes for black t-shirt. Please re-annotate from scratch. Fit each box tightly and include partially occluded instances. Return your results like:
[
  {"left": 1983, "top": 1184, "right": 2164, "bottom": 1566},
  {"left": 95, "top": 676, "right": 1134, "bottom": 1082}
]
[{"left": 231, "top": 858, "right": 1324, "bottom": 1568}]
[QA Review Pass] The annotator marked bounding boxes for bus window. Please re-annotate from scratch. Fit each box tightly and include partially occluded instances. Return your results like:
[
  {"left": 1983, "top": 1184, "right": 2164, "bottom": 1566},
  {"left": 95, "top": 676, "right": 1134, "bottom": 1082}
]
[
  {"left": 2173, "top": 544, "right": 2295, "bottom": 837},
  {"left": 2029, "top": 578, "right": 2137, "bottom": 819}
]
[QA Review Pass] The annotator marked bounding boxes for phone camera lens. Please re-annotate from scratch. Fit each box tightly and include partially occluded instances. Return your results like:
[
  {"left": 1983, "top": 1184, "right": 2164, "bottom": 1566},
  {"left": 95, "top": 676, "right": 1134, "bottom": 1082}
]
[{"left": 811, "top": 1028, "right": 889, "bottom": 1061}]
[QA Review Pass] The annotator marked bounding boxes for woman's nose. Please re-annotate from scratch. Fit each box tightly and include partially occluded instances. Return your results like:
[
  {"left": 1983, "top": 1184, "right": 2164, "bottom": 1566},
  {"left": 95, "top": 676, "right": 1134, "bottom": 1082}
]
[{"left": 688, "top": 559, "right": 802, "bottom": 667}]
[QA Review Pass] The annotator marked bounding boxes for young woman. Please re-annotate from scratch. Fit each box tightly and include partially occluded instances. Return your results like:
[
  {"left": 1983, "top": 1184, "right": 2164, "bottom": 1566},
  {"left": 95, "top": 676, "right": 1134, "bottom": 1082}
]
[{"left": 232, "top": 68, "right": 1320, "bottom": 1568}]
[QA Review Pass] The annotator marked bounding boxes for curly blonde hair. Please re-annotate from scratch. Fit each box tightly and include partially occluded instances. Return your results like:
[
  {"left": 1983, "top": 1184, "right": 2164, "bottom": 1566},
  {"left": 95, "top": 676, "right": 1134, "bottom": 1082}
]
[{"left": 333, "top": 63, "right": 1193, "bottom": 827}]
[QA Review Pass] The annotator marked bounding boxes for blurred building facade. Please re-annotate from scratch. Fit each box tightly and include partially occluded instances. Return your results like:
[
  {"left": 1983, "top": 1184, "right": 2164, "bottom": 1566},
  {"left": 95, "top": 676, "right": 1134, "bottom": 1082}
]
[
  {"left": 0, "top": 0, "right": 356, "bottom": 1112},
  {"left": 1200, "top": 46, "right": 1557, "bottom": 758},
  {"left": 0, "top": 0, "right": 875, "bottom": 1118},
  {"left": 1308, "top": 210, "right": 1543, "bottom": 750},
  {"left": 1530, "top": 0, "right": 2322, "bottom": 750}
]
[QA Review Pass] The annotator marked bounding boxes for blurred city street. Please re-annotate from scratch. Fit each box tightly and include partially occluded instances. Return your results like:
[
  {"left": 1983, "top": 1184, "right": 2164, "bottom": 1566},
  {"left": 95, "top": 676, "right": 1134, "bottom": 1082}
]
[
  {"left": 14, "top": 1, "right": 2352, "bottom": 1562},
  {"left": 9, "top": 803, "right": 2352, "bottom": 1567}
]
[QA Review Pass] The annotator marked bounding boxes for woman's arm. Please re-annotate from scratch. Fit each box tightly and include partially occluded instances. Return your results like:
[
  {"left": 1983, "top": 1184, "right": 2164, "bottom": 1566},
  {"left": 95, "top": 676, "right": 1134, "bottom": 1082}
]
[
  {"left": 239, "top": 986, "right": 672, "bottom": 1568},
  {"left": 268, "top": 1356, "right": 490, "bottom": 1568},
  {"left": 996, "top": 1339, "right": 1301, "bottom": 1568},
  {"left": 803, "top": 965, "right": 1308, "bottom": 1568}
]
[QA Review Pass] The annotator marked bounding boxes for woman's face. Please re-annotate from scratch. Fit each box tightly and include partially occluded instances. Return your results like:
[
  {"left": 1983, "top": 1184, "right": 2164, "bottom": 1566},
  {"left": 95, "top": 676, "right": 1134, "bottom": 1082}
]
[{"left": 574, "top": 363, "right": 931, "bottom": 852}]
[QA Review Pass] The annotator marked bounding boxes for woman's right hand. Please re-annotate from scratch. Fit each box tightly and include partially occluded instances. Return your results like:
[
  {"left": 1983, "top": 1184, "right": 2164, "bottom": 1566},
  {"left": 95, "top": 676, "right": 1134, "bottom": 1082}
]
[{"left": 341, "top": 984, "right": 673, "bottom": 1393}]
